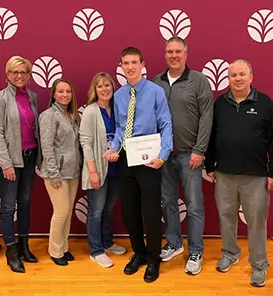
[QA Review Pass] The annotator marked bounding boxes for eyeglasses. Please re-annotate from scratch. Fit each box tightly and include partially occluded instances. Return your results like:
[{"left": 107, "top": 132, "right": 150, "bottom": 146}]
[{"left": 9, "top": 71, "right": 29, "bottom": 77}]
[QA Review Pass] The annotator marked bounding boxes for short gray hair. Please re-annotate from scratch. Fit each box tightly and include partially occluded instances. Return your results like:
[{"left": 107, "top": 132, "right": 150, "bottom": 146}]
[
  {"left": 165, "top": 36, "right": 188, "bottom": 53},
  {"left": 228, "top": 59, "right": 253, "bottom": 74}
]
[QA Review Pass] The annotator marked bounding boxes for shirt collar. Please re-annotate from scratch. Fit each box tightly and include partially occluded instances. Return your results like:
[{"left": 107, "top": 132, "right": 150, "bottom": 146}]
[
  {"left": 227, "top": 87, "right": 256, "bottom": 102},
  {"left": 53, "top": 101, "right": 67, "bottom": 114},
  {"left": 7, "top": 82, "right": 30, "bottom": 98},
  {"left": 126, "top": 76, "right": 146, "bottom": 93},
  {"left": 16, "top": 87, "right": 28, "bottom": 96},
  {"left": 161, "top": 65, "right": 190, "bottom": 82}
]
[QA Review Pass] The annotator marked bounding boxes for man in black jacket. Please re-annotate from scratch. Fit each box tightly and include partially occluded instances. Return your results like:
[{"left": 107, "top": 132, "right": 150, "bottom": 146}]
[{"left": 205, "top": 59, "right": 273, "bottom": 287}]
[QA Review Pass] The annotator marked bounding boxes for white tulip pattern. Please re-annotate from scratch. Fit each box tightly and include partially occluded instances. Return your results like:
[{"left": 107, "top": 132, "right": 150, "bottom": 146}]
[
  {"left": 116, "top": 65, "right": 147, "bottom": 86},
  {"left": 202, "top": 169, "right": 214, "bottom": 183},
  {"left": 32, "top": 56, "right": 63, "bottom": 88},
  {"left": 202, "top": 59, "right": 229, "bottom": 91},
  {"left": 73, "top": 8, "right": 104, "bottom": 41},
  {"left": 78, "top": 105, "right": 87, "bottom": 118},
  {"left": 161, "top": 198, "right": 187, "bottom": 223},
  {"left": 0, "top": 8, "right": 18, "bottom": 40},
  {"left": 159, "top": 9, "right": 191, "bottom": 40},
  {"left": 248, "top": 9, "right": 273, "bottom": 43},
  {"left": 14, "top": 203, "right": 17, "bottom": 222},
  {"left": 238, "top": 205, "right": 247, "bottom": 224},
  {"left": 75, "top": 196, "right": 88, "bottom": 224}
]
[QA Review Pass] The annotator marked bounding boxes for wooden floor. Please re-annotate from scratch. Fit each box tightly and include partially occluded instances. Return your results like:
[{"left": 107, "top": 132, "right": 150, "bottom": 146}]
[{"left": 0, "top": 238, "right": 272, "bottom": 296}]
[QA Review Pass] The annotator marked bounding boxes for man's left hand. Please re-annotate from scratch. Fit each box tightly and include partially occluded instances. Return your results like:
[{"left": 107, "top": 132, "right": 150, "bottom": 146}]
[
  {"left": 189, "top": 153, "right": 204, "bottom": 169},
  {"left": 267, "top": 177, "right": 273, "bottom": 191},
  {"left": 145, "top": 158, "right": 164, "bottom": 169}
]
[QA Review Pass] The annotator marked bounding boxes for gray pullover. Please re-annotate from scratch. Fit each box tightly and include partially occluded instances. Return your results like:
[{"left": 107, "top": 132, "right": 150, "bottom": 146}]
[
  {"left": 39, "top": 102, "right": 81, "bottom": 183},
  {"left": 153, "top": 66, "right": 214, "bottom": 155}
]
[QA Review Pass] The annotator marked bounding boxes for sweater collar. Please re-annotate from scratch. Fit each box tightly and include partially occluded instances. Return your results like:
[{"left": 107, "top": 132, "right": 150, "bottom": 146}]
[
  {"left": 53, "top": 101, "right": 68, "bottom": 114},
  {"left": 226, "top": 87, "right": 257, "bottom": 103},
  {"left": 161, "top": 65, "right": 190, "bottom": 83}
]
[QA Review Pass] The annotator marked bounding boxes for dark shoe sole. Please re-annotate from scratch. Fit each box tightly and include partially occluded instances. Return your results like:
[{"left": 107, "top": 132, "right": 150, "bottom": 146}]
[
  {"left": 124, "top": 263, "right": 146, "bottom": 275},
  {"left": 64, "top": 253, "right": 75, "bottom": 261},
  {"left": 18, "top": 251, "right": 38, "bottom": 263},
  {"left": 50, "top": 257, "right": 68, "bottom": 266},
  {"left": 21, "top": 256, "right": 38, "bottom": 263},
  {"left": 124, "top": 268, "right": 138, "bottom": 275},
  {"left": 144, "top": 274, "right": 159, "bottom": 283},
  {"left": 7, "top": 260, "right": 25, "bottom": 273}
]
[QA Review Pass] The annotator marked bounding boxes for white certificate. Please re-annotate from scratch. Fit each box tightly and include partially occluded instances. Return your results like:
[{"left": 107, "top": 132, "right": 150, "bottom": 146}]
[{"left": 125, "top": 134, "right": 161, "bottom": 167}]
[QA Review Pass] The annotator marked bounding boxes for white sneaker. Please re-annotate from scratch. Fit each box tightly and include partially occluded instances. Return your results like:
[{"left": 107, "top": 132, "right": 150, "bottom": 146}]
[
  {"left": 185, "top": 253, "right": 203, "bottom": 275},
  {"left": 160, "top": 243, "right": 184, "bottom": 262},
  {"left": 106, "top": 243, "right": 127, "bottom": 255},
  {"left": 90, "top": 253, "right": 113, "bottom": 268}
]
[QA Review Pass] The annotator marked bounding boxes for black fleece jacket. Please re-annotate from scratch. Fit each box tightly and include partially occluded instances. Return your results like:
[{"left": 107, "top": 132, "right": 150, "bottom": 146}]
[{"left": 205, "top": 88, "right": 273, "bottom": 177}]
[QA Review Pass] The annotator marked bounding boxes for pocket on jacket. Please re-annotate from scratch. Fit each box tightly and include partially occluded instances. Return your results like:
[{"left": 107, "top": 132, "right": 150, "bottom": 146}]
[{"left": 59, "top": 155, "right": 64, "bottom": 171}]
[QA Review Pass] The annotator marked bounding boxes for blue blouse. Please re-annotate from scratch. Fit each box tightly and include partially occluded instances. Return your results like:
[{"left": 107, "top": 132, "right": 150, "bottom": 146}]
[{"left": 99, "top": 107, "right": 117, "bottom": 177}]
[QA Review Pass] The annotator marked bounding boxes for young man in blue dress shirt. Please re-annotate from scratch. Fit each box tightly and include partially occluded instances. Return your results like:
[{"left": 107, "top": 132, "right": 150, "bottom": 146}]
[{"left": 103, "top": 47, "right": 173, "bottom": 282}]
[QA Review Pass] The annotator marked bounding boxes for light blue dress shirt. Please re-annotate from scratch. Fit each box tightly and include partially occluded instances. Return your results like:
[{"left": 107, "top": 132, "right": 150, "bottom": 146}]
[{"left": 113, "top": 77, "right": 173, "bottom": 161}]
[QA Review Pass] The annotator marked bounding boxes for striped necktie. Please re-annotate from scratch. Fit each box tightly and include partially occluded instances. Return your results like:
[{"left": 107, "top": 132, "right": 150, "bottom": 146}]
[{"left": 123, "top": 87, "right": 136, "bottom": 149}]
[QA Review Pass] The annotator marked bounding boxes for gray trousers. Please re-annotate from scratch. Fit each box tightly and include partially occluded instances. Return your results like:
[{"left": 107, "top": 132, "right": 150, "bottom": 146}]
[{"left": 215, "top": 171, "right": 270, "bottom": 271}]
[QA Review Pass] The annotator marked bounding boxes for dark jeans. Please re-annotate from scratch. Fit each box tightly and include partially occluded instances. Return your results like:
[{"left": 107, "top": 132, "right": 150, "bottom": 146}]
[
  {"left": 86, "top": 175, "right": 117, "bottom": 257},
  {"left": 0, "top": 149, "right": 36, "bottom": 246},
  {"left": 118, "top": 150, "right": 162, "bottom": 264}
]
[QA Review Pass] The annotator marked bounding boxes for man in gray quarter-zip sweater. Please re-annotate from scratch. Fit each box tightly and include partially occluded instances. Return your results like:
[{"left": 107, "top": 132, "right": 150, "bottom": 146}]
[{"left": 153, "top": 36, "right": 214, "bottom": 275}]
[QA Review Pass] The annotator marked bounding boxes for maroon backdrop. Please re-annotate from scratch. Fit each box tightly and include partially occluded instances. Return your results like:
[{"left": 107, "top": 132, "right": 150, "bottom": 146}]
[{"left": 1, "top": 0, "right": 273, "bottom": 235}]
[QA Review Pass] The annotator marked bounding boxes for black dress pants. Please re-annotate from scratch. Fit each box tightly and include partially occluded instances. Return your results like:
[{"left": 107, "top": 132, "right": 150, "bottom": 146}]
[{"left": 118, "top": 150, "right": 162, "bottom": 263}]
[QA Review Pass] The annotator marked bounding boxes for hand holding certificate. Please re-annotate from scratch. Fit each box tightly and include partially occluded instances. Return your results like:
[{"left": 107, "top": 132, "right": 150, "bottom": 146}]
[
  {"left": 101, "top": 133, "right": 121, "bottom": 162},
  {"left": 125, "top": 133, "right": 161, "bottom": 167}
]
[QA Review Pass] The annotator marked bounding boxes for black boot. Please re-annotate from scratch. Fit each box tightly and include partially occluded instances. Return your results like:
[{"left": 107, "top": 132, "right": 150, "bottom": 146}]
[
  {"left": 18, "top": 237, "right": 38, "bottom": 263},
  {"left": 6, "top": 243, "right": 25, "bottom": 273}
]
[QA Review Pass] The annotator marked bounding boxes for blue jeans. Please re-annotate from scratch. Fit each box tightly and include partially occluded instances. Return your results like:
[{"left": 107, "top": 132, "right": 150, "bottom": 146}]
[
  {"left": 86, "top": 176, "right": 117, "bottom": 257},
  {"left": 0, "top": 149, "right": 36, "bottom": 246},
  {"left": 161, "top": 152, "right": 204, "bottom": 253}
]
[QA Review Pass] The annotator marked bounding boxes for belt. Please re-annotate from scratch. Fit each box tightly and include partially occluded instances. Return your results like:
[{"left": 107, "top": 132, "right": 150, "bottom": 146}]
[{"left": 22, "top": 148, "right": 35, "bottom": 156}]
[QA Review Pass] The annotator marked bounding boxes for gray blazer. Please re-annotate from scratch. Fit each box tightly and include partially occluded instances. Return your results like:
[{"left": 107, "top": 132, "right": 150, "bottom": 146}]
[
  {"left": 39, "top": 102, "right": 81, "bottom": 184},
  {"left": 79, "top": 102, "right": 108, "bottom": 190},
  {"left": 0, "top": 83, "right": 41, "bottom": 169}
]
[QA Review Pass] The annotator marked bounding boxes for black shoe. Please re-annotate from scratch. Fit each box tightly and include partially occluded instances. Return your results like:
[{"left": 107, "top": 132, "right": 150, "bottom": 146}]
[
  {"left": 51, "top": 256, "right": 68, "bottom": 266},
  {"left": 144, "top": 263, "right": 160, "bottom": 283},
  {"left": 124, "top": 254, "right": 146, "bottom": 275},
  {"left": 64, "top": 251, "right": 75, "bottom": 261},
  {"left": 6, "top": 243, "right": 25, "bottom": 273},
  {"left": 18, "top": 237, "right": 38, "bottom": 263}
]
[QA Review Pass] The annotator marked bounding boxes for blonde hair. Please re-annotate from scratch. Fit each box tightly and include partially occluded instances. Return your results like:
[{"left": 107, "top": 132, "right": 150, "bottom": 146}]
[
  {"left": 87, "top": 72, "right": 115, "bottom": 106},
  {"left": 48, "top": 78, "right": 80, "bottom": 125},
  {"left": 5, "top": 56, "right": 32, "bottom": 73}
]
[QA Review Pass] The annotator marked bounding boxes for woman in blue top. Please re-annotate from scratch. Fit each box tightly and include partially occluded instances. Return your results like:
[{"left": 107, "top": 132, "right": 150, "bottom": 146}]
[{"left": 80, "top": 72, "right": 126, "bottom": 267}]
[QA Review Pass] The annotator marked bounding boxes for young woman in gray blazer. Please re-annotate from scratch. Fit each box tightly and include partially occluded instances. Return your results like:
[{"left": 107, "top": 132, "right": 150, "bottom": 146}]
[
  {"left": 80, "top": 72, "right": 126, "bottom": 268},
  {"left": 39, "top": 78, "right": 81, "bottom": 266},
  {"left": 0, "top": 56, "right": 40, "bottom": 273}
]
